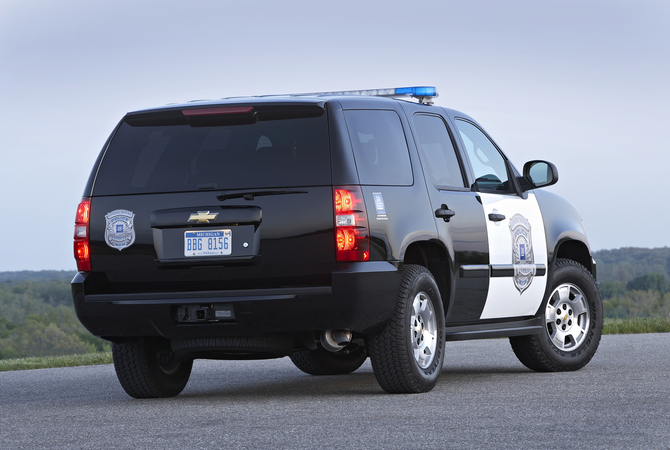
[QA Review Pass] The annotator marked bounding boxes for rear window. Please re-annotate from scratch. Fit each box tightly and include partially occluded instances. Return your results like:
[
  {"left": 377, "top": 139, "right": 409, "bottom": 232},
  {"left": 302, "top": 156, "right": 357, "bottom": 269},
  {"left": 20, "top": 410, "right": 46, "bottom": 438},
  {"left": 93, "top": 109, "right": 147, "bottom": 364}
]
[
  {"left": 343, "top": 110, "right": 413, "bottom": 186},
  {"left": 92, "top": 106, "right": 331, "bottom": 195}
]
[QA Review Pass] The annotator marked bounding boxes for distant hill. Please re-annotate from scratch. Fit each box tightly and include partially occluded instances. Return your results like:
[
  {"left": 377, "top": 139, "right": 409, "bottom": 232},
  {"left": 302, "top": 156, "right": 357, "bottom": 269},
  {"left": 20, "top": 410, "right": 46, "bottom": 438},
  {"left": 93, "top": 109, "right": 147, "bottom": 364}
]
[
  {"left": 593, "top": 247, "right": 670, "bottom": 283},
  {"left": 0, "top": 270, "right": 107, "bottom": 359},
  {"left": 589, "top": 248, "right": 670, "bottom": 319},
  {"left": 2, "top": 247, "right": 667, "bottom": 285},
  {"left": 3, "top": 247, "right": 668, "bottom": 285},
  {"left": 2, "top": 247, "right": 669, "bottom": 358},
  {"left": 0, "top": 270, "right": 77, "bottom": 283}
]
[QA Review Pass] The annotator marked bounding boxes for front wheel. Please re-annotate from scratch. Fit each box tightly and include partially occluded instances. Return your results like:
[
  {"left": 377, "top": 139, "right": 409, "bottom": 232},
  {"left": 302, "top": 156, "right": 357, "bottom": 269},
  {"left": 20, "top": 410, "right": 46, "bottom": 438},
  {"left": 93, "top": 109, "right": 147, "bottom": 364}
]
[
  {"left": 510, "top": 259, "right": 603, "bottom": 372},
  {"left": 366, "top": 265, "right": 445, "bottom": 393},
  {"left": 112, "top": 337, "right": 193, "bottom": 398}
]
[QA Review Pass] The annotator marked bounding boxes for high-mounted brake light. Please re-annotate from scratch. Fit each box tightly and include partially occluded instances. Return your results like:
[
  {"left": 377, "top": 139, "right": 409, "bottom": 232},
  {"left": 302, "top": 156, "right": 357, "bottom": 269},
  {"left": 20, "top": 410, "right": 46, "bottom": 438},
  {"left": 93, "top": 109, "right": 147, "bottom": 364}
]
[
  {"left": 290, "top": 86, "right": 439, "bottom": 105},
  {"left": 334, "top": 187, "right": 369, "bottom": 262},
  {"left": 182, "top": 106, "right": 253, "bottom": 116},
  {"left": 73, "top": 198, "right": 92, "bottom": 272}
]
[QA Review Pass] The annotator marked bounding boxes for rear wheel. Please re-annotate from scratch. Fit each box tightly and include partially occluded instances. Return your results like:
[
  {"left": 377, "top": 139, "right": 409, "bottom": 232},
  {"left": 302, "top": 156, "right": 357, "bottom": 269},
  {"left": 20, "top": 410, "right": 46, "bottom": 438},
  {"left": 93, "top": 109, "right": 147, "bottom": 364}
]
[
  {"left": 112, "top": 337, "right": 193, "bottom": 398},
  {"left": 290, "top": 346, "right": 367, "bottom": 375},
  {"left": 510, "top": 259, "right": 603, "bottom": 372},
  {"left": 366, "top": 265, "right": 445, "bottom": 393}
]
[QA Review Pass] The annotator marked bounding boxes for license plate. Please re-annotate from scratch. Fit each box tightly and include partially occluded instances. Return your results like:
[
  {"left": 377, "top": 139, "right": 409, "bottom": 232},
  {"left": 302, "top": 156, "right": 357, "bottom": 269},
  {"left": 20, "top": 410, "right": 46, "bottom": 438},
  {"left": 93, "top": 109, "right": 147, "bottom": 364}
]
[{"left": 184, "top": 230, "right": 231, "bottom": 257}]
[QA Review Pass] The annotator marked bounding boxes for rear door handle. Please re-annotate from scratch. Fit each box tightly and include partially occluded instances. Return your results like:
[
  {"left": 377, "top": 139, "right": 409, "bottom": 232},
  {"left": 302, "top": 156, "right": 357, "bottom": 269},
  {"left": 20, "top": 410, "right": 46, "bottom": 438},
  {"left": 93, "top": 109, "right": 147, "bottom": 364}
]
[
  {"left": 488, "top": 213, "right": 506, "bottom": 222},
  {"left": 435, "top": 204, "right": 456, "bottom": 222}
]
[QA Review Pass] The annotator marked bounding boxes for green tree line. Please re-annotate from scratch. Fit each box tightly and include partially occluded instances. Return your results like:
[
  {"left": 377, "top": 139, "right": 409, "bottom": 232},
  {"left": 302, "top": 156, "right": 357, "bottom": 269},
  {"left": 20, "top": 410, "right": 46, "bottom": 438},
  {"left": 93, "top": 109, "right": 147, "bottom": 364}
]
[
  {"left": 2, "top": 247, "right": 669, "bottom": 359},
  {"left": 0, "top": 271, "right": 110, "bottom": 359},
  {"left": 593, "top": 247, "right": 670, "bottom": 319}
]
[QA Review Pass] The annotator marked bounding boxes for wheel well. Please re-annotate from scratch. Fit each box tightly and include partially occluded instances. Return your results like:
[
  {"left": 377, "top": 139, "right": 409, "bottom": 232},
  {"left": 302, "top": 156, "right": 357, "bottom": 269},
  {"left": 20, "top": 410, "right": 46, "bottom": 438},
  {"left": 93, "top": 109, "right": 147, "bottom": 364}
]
[
  {"left": 555, "top": 240, "right": 593, "bottom": 276},
  {"left": 403, "top": 242, "right": 450, "bottom": 313}
]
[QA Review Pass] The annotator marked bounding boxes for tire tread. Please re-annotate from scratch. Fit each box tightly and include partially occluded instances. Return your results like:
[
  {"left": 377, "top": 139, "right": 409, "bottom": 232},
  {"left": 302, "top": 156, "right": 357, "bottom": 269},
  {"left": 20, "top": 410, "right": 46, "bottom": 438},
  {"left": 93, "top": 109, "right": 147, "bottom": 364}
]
[
  {"left": 112, "top": 339, "right": 192, "bottom": 399},
  {"left": 366, "top": 265, "right": 444, "bottom": 393}
]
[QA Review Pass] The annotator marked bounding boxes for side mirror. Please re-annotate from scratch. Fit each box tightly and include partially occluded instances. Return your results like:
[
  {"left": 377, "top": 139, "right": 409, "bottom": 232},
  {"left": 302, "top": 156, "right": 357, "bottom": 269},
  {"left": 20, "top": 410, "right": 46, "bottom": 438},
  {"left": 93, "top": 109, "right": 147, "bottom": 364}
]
[{"left": 520, "top": 160, "right": 558, "bottom": 191}]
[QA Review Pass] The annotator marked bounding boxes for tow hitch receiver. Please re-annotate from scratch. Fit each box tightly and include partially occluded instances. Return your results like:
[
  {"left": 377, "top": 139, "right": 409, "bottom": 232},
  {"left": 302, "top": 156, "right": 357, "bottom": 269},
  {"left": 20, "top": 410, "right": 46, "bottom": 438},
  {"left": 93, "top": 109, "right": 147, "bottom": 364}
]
[{"left": 177, "top": 304, "right": 235, "bottom": 323}]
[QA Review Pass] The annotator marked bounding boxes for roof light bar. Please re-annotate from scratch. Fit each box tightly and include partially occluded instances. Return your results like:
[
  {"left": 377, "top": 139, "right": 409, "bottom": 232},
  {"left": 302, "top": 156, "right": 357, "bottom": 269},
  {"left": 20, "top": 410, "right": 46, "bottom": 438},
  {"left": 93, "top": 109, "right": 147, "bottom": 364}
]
[{"left": 290, "top": 86, "right": 439, "bottom": 105}]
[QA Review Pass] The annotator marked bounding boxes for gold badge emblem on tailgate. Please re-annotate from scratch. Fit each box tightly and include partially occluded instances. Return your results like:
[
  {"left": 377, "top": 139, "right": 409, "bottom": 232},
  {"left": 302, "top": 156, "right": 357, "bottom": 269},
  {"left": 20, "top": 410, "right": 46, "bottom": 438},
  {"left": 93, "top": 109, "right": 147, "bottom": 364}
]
[{"left": 188, "top": 211, "right": 219, "bottom": 223}]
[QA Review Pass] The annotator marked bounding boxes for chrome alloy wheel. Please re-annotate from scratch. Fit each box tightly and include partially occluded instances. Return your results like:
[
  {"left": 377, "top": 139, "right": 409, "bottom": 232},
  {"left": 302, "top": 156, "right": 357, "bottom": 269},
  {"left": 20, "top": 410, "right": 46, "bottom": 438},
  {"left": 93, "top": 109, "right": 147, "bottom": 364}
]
[
  {"left": 410, "top": 291, "right": 438, "bottom": 369},
  {"left": 545, "top": 283, "right": 590, "bottom": 351}
]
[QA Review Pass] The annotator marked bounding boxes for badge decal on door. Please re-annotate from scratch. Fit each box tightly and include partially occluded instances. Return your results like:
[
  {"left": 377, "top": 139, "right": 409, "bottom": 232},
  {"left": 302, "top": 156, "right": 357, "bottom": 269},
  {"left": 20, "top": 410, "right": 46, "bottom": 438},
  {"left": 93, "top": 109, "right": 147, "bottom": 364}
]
[
  {"left": 509, "top": 214, "right": 535, "bottom": 294},
  {"left": 105, "top": 209, "right": 136, "bottom": 251}
]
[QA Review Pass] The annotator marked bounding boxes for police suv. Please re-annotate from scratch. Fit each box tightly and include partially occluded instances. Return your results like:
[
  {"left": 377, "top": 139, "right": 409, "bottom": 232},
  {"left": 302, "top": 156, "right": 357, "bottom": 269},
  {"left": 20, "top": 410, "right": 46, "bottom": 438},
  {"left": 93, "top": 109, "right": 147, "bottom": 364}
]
[{"left": 72, "top": 86, "right": 603, "bottom": 398}]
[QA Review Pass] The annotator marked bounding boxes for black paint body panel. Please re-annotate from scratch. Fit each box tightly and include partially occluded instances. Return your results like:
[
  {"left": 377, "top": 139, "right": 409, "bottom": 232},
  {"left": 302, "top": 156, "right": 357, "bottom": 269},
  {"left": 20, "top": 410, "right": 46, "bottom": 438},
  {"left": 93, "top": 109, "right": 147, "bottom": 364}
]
[
  {"left": 85, "top": 189, "right": 336, "bottom": 293},
  {"left": 534, "top": 189, "right": 592, "bottom": 273},
  {"left": 73, "top": 262, "right": 402, "bottom": 337},
  {"left": 72, "top": 94, "right": 597, "bottom": 352}
]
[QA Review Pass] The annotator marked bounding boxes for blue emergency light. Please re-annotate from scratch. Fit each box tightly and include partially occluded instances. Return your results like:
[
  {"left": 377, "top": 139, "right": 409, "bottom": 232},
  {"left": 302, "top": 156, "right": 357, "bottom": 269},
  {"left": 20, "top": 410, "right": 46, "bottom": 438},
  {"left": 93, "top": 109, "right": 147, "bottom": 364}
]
[
  {"left": 286, "top": 86, "right": 439, "bottom": 105},
  {"left": 393, "top": 86, "right": 438, "bottom": 97}
]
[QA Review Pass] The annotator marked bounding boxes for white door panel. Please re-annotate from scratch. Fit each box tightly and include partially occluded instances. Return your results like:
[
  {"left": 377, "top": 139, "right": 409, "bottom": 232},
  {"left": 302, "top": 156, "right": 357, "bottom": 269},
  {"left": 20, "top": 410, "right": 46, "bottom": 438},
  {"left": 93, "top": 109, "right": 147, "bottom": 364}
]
[{"left": 479, "top": 192, "right": 548, "bottom": 319}]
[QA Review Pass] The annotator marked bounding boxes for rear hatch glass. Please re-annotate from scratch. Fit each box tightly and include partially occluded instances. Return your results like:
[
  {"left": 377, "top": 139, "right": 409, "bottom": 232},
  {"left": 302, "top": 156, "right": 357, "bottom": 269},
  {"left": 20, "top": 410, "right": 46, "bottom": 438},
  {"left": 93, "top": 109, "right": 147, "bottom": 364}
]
[{"left": 93, "top": 104, "right": 330, "bottom": 195}]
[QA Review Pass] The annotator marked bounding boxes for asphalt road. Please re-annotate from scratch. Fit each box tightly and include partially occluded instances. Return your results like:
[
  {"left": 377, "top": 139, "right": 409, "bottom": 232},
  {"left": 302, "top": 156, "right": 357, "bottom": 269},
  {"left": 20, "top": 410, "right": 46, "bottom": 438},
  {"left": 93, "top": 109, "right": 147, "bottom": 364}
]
[{"left": 1, "top": 333, "right": 668, "bottom": 449}]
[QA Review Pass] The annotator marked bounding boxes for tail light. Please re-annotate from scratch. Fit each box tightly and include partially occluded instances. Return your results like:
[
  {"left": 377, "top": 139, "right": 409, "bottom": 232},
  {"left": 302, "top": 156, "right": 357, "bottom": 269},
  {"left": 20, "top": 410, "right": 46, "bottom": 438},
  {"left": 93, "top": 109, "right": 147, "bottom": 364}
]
[
  {"left": 73, "top": 198, "right": 92, "bottom": 271},
  {"left": 334, "top": 187, "right": 369, "bottom": 262}
]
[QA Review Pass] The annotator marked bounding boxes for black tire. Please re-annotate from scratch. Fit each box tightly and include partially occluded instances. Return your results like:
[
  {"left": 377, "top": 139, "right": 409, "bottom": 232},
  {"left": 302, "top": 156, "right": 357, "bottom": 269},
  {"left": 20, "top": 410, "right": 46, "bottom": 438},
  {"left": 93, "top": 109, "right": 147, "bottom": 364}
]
[
  {"left": 510, "top": 259, "right": 603, "bottom": 372},
  {"left": 112, "top": 337, "right": 193, "bottom": 399},
  {"left": 366, "top": 265, "right": 445, "bottom": 394},
  {"left": 290, "top": 346, "right": 367, "bottom": 375}
]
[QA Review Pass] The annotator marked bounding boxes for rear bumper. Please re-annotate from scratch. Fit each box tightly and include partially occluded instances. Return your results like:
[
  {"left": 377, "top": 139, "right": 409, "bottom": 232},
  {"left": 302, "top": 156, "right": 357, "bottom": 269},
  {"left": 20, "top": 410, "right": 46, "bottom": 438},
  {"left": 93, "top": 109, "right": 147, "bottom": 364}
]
[{"left": 71, "top": 261, "right": 402, "bottom": 340}]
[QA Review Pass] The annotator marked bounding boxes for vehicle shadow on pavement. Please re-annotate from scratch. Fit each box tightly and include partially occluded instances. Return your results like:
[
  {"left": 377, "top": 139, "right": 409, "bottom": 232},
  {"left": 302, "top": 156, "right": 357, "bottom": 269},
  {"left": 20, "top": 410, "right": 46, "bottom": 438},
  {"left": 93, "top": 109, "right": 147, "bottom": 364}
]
[
  {"left": 174, "top": 360, "right": 534, "bottom": 401},
  {"left": 180, "top": 370, "right": 384, "bottom": 400}
]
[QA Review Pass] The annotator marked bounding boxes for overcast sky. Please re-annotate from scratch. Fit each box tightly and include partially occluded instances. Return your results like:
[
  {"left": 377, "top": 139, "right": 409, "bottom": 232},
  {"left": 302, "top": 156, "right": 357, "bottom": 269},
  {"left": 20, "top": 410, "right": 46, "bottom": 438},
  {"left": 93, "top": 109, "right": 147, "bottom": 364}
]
[{"left": 1, "top": 0, "right": 669, "bottom": 271}]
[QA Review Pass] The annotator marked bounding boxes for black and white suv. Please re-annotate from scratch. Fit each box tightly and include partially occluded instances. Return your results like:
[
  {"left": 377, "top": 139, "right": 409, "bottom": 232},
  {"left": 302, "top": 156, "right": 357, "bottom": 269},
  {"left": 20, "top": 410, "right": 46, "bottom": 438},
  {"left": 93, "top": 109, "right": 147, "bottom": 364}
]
[{"left": 72, "top": 86, "right": 603, "bottom": 398}]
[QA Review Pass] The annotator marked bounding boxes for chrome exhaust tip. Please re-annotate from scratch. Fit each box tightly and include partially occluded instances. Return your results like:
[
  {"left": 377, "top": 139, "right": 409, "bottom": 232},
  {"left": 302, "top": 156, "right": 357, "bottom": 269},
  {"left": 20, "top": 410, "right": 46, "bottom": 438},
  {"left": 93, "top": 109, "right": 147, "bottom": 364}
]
[{"left": 320, "top": 329, "right": 352, "bottom": 352}]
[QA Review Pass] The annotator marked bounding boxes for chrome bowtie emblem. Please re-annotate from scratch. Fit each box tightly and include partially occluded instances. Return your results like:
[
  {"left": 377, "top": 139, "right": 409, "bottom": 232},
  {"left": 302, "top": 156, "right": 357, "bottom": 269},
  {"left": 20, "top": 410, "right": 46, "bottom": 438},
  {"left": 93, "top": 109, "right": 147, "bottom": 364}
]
[{"left": 188, "top": 211, "right": 219, "bottom": 223}]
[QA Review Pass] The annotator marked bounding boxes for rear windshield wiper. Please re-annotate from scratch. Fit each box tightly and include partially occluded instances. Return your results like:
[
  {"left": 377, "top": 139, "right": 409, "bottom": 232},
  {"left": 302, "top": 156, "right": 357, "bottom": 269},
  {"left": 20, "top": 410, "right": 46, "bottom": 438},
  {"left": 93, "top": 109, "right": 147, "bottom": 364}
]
[{"left": 216, "top": 190, "right": 308, "bottom": 201}]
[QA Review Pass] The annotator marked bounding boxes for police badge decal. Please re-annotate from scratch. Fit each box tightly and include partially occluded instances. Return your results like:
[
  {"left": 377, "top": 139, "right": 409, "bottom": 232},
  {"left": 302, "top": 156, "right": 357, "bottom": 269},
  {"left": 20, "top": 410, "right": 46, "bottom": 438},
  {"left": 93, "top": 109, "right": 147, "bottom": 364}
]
[
  {"left": 105, "top": 210, "right": 136, "bottom": 251},
  {"left": 509, "top": 213, "right": 536, "bottom": 294}
]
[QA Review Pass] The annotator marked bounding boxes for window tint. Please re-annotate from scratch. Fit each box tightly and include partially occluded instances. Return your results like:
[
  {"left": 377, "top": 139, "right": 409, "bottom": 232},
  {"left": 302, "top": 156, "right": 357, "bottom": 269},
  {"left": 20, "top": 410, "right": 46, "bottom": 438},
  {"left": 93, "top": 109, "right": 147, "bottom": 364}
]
[
  {"left": 455, "top": 120, "right": 510, "bottom": 192},
  {"left": 343, "top": 110, "right": 412, "bottom": 186},
  {"left": 413, "top": 115, "right": 465, "bottom": 188},
  {"left": 93, "top": 113, "right": 331, "bottom": 195}
]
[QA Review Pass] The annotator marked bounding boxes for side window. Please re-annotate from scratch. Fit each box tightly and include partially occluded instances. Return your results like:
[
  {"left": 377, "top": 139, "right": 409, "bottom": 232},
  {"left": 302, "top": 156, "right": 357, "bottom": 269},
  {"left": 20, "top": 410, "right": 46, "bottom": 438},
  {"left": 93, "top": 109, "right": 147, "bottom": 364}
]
[
  {"left": 413, "top": 114, "right": 465, "bottom": 189},
  {"left": 455, "top": 119, "right": 511, "bottom": 192},
  {"left": 343, "top": 110, "right": 413, "bottom": 186}
]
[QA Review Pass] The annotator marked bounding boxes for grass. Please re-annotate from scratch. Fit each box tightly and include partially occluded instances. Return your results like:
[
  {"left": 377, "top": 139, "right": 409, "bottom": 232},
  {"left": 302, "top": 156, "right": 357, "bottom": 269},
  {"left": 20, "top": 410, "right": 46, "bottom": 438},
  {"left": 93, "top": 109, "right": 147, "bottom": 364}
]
[
  {"left": 1, "top": 318, "right": 669, "bottom": 372},
  {"left": 603, "top": 317, "right": 670, "bottom": 334},
  {"left": 0, "top": 352, "right": 112, "bottom": 372}
]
